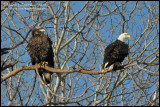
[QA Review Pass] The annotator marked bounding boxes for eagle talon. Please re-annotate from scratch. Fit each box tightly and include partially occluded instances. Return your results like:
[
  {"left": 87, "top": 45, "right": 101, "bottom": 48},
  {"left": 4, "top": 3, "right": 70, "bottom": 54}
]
[
  {"left": 41, "top": 62, "right": 48, "bottom": 67},
  {"left": 37, "top": 62, "right": 48, "bottom": 68}
]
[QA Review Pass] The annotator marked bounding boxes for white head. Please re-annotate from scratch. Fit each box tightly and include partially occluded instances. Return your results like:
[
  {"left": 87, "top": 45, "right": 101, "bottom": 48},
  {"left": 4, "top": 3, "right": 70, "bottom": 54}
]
[{"left": 117, "top": 33, "right": 131, "bottom": 42}]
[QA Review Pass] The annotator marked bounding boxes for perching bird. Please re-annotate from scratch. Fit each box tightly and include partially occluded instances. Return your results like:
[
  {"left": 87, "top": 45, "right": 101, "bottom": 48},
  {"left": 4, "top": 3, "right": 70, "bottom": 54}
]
[
  {"left": 27, "top": 27, "right": 54, "bottom": 84},
  {"left": 103, "top": 33, "right": 130, "bottom": 71}
]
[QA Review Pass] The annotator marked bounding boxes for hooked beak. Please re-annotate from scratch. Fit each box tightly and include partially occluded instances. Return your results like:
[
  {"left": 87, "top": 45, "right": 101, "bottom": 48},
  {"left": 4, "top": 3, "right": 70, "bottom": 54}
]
[{"left": 126, "top": 34, "right": 131, "bottom": 38}]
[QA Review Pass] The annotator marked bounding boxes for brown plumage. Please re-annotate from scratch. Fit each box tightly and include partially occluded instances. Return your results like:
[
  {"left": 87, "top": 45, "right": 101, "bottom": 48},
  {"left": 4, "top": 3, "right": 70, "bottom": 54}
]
[{"left": 27, "top": 27, "right": 54, "bottom": 84}]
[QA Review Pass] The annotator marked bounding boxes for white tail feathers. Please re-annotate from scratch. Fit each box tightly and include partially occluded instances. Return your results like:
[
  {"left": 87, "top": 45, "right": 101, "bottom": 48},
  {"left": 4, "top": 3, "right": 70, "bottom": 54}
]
[{"left": 104, "top": 62, "right": 114, "bottom": 71}]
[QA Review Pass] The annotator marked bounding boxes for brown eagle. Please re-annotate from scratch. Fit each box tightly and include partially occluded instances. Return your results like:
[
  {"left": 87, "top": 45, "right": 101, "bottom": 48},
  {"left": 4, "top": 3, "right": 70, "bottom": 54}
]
[{"left": 27, "top": 27, "right": 54, "bottom": 84}]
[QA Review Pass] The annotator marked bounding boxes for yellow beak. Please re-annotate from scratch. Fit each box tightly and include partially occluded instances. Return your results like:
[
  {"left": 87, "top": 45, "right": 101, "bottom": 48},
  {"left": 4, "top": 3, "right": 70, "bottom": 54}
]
[{"left": 126, "top": 35, "right": 131, "bottom": 38}]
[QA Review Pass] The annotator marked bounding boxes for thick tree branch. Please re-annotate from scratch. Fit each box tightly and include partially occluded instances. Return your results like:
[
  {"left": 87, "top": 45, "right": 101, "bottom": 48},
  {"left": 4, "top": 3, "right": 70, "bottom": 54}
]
[{"left": 1, "top": 64, "right": 131, "bottom": 83}]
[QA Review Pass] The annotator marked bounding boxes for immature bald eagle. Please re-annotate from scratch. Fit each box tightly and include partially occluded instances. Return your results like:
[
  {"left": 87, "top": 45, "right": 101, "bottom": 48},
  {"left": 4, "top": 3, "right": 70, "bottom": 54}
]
[
  {"left": 27, "top": 27, "right": 54, "bottom": 84},
  {"left": 103, "top": 33, "right": 130, "bottom": 71}
]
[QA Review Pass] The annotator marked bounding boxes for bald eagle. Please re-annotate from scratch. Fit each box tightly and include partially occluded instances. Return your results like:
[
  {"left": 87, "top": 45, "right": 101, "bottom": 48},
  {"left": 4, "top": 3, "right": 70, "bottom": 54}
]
[
  {"left": 27, "top": 27, "right": 54, "bottom": 84},
  {"left": 103, "top": 33, "right": 130, "bottom": 71}
]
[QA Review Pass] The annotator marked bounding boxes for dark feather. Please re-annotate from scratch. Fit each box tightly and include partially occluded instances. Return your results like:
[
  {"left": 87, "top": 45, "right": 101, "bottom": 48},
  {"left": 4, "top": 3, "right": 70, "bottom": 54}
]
[
  {"left": 1, "top": 48, "right": 9, "bottom": 55},
  {"left": 27, "top": 27, "right": 54, "bottom": 84},
  {"left": 103, "top": 40, "right": 128, "bottom": 69}
]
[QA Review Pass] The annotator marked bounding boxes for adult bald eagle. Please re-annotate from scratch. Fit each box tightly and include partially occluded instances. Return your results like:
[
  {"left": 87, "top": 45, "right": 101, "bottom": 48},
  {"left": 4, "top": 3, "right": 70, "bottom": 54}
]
[
  {"left": 103, "top": 33, "right": 130, "bottom": 71},
  {"left": 27, "top": 27, "right": 54, "bottom": 84}
]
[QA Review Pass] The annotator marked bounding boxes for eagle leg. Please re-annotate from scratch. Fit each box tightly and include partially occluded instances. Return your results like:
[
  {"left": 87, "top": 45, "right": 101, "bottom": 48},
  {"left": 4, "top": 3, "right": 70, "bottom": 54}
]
[
  {"left": 113, "top": 62, "right": 124, "bottom": 70},
  {"left": 36, "top": 62, "right": 48, "bottom": 68},
  {"left": 41, "top": 61, "right": 48, "bottom": 67}
]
